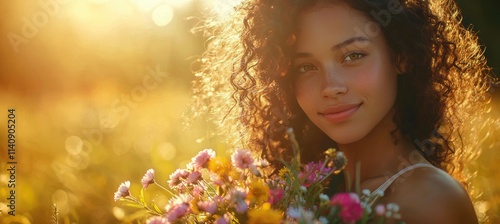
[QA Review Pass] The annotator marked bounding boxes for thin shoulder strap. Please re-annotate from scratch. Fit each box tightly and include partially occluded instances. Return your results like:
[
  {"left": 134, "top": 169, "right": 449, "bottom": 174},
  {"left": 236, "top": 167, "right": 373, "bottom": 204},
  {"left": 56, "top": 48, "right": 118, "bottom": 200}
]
[{"left": 365, "top": 163, "right": 435, "bottom": 208}]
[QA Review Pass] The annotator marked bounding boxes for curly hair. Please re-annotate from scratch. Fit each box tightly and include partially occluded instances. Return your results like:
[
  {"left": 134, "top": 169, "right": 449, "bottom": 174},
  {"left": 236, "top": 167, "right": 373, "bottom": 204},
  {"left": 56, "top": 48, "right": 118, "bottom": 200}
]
[{"left": 191, "top": 0, "right": 495, "bottom": 182}]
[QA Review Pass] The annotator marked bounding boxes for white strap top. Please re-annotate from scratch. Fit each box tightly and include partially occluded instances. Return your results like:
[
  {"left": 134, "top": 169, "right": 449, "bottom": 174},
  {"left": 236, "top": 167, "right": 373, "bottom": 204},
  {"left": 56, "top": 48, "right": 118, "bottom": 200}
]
[{"left": 364, "top": 163, "right": 435, "bottom": 208}]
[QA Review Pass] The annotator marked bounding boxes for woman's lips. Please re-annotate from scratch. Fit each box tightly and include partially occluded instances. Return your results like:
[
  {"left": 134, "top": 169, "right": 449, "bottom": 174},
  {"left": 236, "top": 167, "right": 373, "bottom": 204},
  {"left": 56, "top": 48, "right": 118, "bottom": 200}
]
[{"left": 319, "top": 103, "right": 362, "bottom": 123}]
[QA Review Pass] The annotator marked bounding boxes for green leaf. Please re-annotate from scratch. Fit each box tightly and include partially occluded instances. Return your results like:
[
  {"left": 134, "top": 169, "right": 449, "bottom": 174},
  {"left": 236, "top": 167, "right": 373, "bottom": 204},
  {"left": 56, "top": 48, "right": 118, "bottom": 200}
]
[{"left": 151, "top": 198, "right": 163, "bottom": 214}]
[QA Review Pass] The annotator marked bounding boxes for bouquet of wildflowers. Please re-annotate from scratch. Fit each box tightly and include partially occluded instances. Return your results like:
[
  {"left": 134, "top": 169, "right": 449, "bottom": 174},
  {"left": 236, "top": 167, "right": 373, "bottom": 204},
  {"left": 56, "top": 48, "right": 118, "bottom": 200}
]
[{"left": 114, "top": 129, "right": 402, "bottom": 223}]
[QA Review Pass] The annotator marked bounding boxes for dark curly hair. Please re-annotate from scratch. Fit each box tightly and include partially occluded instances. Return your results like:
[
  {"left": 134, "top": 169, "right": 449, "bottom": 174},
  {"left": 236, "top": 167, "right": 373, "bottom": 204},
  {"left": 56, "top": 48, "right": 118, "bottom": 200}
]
[{"left": 191, "top": 0, "right": 495, "bottom": 182}]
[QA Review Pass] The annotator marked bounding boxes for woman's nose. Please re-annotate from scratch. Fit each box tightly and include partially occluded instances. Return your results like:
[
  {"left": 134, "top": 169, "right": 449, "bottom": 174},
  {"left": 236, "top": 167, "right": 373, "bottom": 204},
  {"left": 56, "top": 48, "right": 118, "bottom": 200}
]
[{"left": 321, "top": 69, "right": 348, "bottom": 98}]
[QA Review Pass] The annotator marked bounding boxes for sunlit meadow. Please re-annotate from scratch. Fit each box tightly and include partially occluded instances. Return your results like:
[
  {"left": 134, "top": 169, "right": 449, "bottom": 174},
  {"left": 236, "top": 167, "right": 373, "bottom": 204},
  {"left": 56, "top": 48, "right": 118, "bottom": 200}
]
[{"left": 0, "top": 0, "right": 498, "bottom": 223}]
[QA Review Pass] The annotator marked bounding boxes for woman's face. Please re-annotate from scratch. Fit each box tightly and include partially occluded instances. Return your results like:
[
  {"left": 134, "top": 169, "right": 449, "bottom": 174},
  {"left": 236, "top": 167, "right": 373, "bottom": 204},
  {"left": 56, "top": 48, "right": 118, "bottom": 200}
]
[{"left": 293, "top": 3, "right": 399, "bottom": 144}]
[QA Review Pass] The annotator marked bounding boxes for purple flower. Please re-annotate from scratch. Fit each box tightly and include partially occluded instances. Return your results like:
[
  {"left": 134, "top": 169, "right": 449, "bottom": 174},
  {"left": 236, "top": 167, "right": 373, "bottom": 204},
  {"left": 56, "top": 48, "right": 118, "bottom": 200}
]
[
  {"left": 114, "top": 181, "right": 130, "bottom": 201},
  {"left": 188, "top": 149, "right": 216, "bottom": 170},
  {"left": 231, "top": 149, "right": 254, "bottom": 170},
  {"left": 141, "top": 169, "right": 155, "bottom": 189},
  {"left": 146, "top": 216, "right": 167, "bottom": 224},
  {"left": 235, "top": 200, "right": 249, "bottom": 213},
  {"left": 214, "top": 214, "right": 230, "bottom": 224},
  {"left": 330, "top": 193, "right": 363, "bottom": 223}
]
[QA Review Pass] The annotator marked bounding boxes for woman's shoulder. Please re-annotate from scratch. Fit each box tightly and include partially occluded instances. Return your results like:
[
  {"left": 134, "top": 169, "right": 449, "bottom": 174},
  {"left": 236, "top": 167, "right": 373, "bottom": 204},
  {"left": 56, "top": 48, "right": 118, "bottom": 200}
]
[{"left": 383, "top": 164, "right": 478, "bottom": 224}]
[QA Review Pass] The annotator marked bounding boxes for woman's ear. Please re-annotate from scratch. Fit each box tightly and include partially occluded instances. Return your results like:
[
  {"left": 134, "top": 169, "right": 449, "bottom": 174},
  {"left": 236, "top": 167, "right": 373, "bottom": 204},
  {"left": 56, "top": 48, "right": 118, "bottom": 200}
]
[{"left": 396, "top": 55, "right": 407, "bottom": 75}]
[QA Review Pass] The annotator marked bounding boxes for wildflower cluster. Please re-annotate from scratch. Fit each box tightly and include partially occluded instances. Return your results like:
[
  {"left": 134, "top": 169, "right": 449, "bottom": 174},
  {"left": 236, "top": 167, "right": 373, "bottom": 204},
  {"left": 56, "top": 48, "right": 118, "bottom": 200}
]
[{"left": 114, "top": 132, "right": 404, "bottom": 223}]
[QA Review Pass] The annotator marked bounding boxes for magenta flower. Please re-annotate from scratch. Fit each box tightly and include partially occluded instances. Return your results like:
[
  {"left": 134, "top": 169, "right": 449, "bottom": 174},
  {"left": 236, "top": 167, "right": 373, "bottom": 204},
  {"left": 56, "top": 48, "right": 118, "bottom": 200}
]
[
  {"left": 231, "top": 149, "right": 254, "bottom": 170},
  {"left": 146, "top": 216, "right": 167, "bottom": 224},
  {"left": 198, "top": 200, "right": 217, "bottom": 214},
  {"left": 268, "top": 188, "right": 284, "bottom": 205},
  {"left": 141, "top": 169, "right": 155, "bottom": 189},
  {"left": 168, "top": 169, "right": 190, "bottom": 189},
  {"left": 188, "top": 149, "right": 215, "bottom": 170},
  {"left": 114, "top": 181, "right": 130, "bottom": 201},
  {"left": 330, "top": 192, "right": 363, "bottom": 223},
  {"left": 299, "top": 162, "right": 332, "bottom": 187}
]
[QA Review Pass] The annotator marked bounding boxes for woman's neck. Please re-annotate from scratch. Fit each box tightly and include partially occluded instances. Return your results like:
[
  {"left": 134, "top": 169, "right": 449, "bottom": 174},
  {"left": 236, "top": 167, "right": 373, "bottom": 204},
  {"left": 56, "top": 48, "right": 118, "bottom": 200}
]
[{"left": 337, "top": 109, "right": 421, "bottom": 191}]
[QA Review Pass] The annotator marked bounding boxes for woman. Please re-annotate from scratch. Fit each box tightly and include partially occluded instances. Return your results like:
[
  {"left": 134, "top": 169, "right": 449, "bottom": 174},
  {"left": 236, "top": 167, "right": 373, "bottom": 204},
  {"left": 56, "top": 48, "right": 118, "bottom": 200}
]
[{"left": 192, "top": 0, "right": 495, "bottom": 223}]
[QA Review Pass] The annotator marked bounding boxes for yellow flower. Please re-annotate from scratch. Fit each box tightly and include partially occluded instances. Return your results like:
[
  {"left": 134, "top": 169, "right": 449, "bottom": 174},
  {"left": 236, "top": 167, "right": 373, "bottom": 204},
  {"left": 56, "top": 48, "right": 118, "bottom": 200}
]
[
  {"left": 278, "top": 167, "right": 294, "bottom": 180},
  {"left": 248, "top": 207, "right": 283, "bottom": 224},
  {"left": 208, "top": 156, "right": 232, "bottom": 176},
  {"left": 248, "top": 180, "right": 270, "bottom": 204}
]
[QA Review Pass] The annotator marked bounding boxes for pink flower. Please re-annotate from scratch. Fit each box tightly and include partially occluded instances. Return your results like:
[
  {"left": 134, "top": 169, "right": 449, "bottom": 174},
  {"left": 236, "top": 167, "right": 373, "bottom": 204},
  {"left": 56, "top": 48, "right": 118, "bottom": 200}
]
[
  {"left": 168, "top": 169, "right": 190, "bottom": 189},
  {"left": 141, "top": 169, "right": 155, "bottom": 189},
  {"left": 146, "top": 216, "right": 167, "bottom": 224},
  {"left": 268, "top": 188, "right": 284, "bottom": 205},
  {"left": 188, "top": 171, "right": 202, "bottom": 184},
  {"left": 192, "top": 185, "right": 204, "bottom": 197},
  {"left": 166, "top": 203, "right": 190, "bottom": 222},
  {"left": 165, "top": 195, "right": 192, "bottom": 222},
  {"left": 231, "top": 149, "right": 254, "bottom": 170},
  {"left": 188, "top": 149, "right": 216, "bottom": 170},
  {"left": 330, "top": 193, "right": 363, "bottom": 223},
  {"left": 375, "top": 204, "right": 386, "bottom": 216},
  {"left": 198, "top": 200, "right": 217, "bottom": 214},
  {"left": 210, "top": 173, "right": 225, "bottom": 186},
  {"left": 114, "top": 181, "right": 130, "bottom": 201}
]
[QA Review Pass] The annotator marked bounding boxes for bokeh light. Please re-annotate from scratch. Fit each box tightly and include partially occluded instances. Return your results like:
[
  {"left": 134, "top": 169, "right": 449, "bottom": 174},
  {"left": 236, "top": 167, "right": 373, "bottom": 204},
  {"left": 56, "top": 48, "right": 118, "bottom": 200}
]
[{"left": 151, "top": 4, "right": 174, "bottom": 27}]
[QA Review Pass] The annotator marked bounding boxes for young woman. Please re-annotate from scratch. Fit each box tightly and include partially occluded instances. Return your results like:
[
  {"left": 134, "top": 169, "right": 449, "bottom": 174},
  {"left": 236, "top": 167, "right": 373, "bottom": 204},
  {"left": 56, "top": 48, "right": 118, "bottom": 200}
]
[{"left": 192, "top": 0, "right": 495, "bottom": 223}]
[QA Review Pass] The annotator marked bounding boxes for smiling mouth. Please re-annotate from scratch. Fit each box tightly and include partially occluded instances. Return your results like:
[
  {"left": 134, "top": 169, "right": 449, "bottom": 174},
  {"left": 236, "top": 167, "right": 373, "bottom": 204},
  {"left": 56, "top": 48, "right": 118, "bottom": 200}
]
[{"left": 319, "top": 103, "right": 362, "bottom": 123}]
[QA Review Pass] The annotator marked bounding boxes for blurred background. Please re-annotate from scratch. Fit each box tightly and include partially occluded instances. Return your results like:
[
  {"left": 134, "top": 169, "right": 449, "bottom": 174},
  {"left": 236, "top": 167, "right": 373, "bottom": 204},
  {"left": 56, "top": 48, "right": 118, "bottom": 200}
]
[{"left": 0, "top": 0, "right": 498, "bottom": 223}]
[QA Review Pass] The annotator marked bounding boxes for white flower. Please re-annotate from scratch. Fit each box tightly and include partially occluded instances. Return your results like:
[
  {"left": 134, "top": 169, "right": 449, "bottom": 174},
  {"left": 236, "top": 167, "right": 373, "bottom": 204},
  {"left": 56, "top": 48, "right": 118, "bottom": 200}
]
[
  {"left": 318, "top": 216, "right": 329, "bottom": 224},
  {"left": 387, "top": 203, "right": 400, "bottom": 212},
  {"left": 114, "top": 181, "right": 130, "bottom": 201},
  {"left": 287, "top": 206, "right": 302, "bottom": 219},
  {"left": 319, "top": 194, "right": 330, "bottom": 202},
  {"left": 362, "top": 189, "right": 371, "bottom": 196}
]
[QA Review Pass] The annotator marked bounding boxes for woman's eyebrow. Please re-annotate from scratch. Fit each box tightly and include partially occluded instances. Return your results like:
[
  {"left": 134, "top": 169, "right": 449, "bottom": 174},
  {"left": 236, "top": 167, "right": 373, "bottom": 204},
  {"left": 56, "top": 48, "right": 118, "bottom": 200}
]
[
  {"left": 331, "top": 36, "right": 371, "bottom": 52},
  {"left": 293, "top": 36, "right": 371, "bottom": 59}
]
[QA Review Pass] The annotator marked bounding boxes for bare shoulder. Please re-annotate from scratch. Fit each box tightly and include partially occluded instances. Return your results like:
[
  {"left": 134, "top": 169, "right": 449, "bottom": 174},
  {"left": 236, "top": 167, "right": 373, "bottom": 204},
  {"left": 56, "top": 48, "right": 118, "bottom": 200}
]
[{"left": 382, "top": 165, "right": 478, "bottom": 224}]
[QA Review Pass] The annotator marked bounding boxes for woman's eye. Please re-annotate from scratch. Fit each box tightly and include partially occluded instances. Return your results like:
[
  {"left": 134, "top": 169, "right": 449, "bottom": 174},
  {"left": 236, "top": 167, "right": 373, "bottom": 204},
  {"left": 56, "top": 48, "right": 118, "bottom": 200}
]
[
  {"left": 296, "top": 64, "right": 317, "bottom": 73},
  {"left": 343, "top": 52, "right": 366, "bottom": 62}
]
